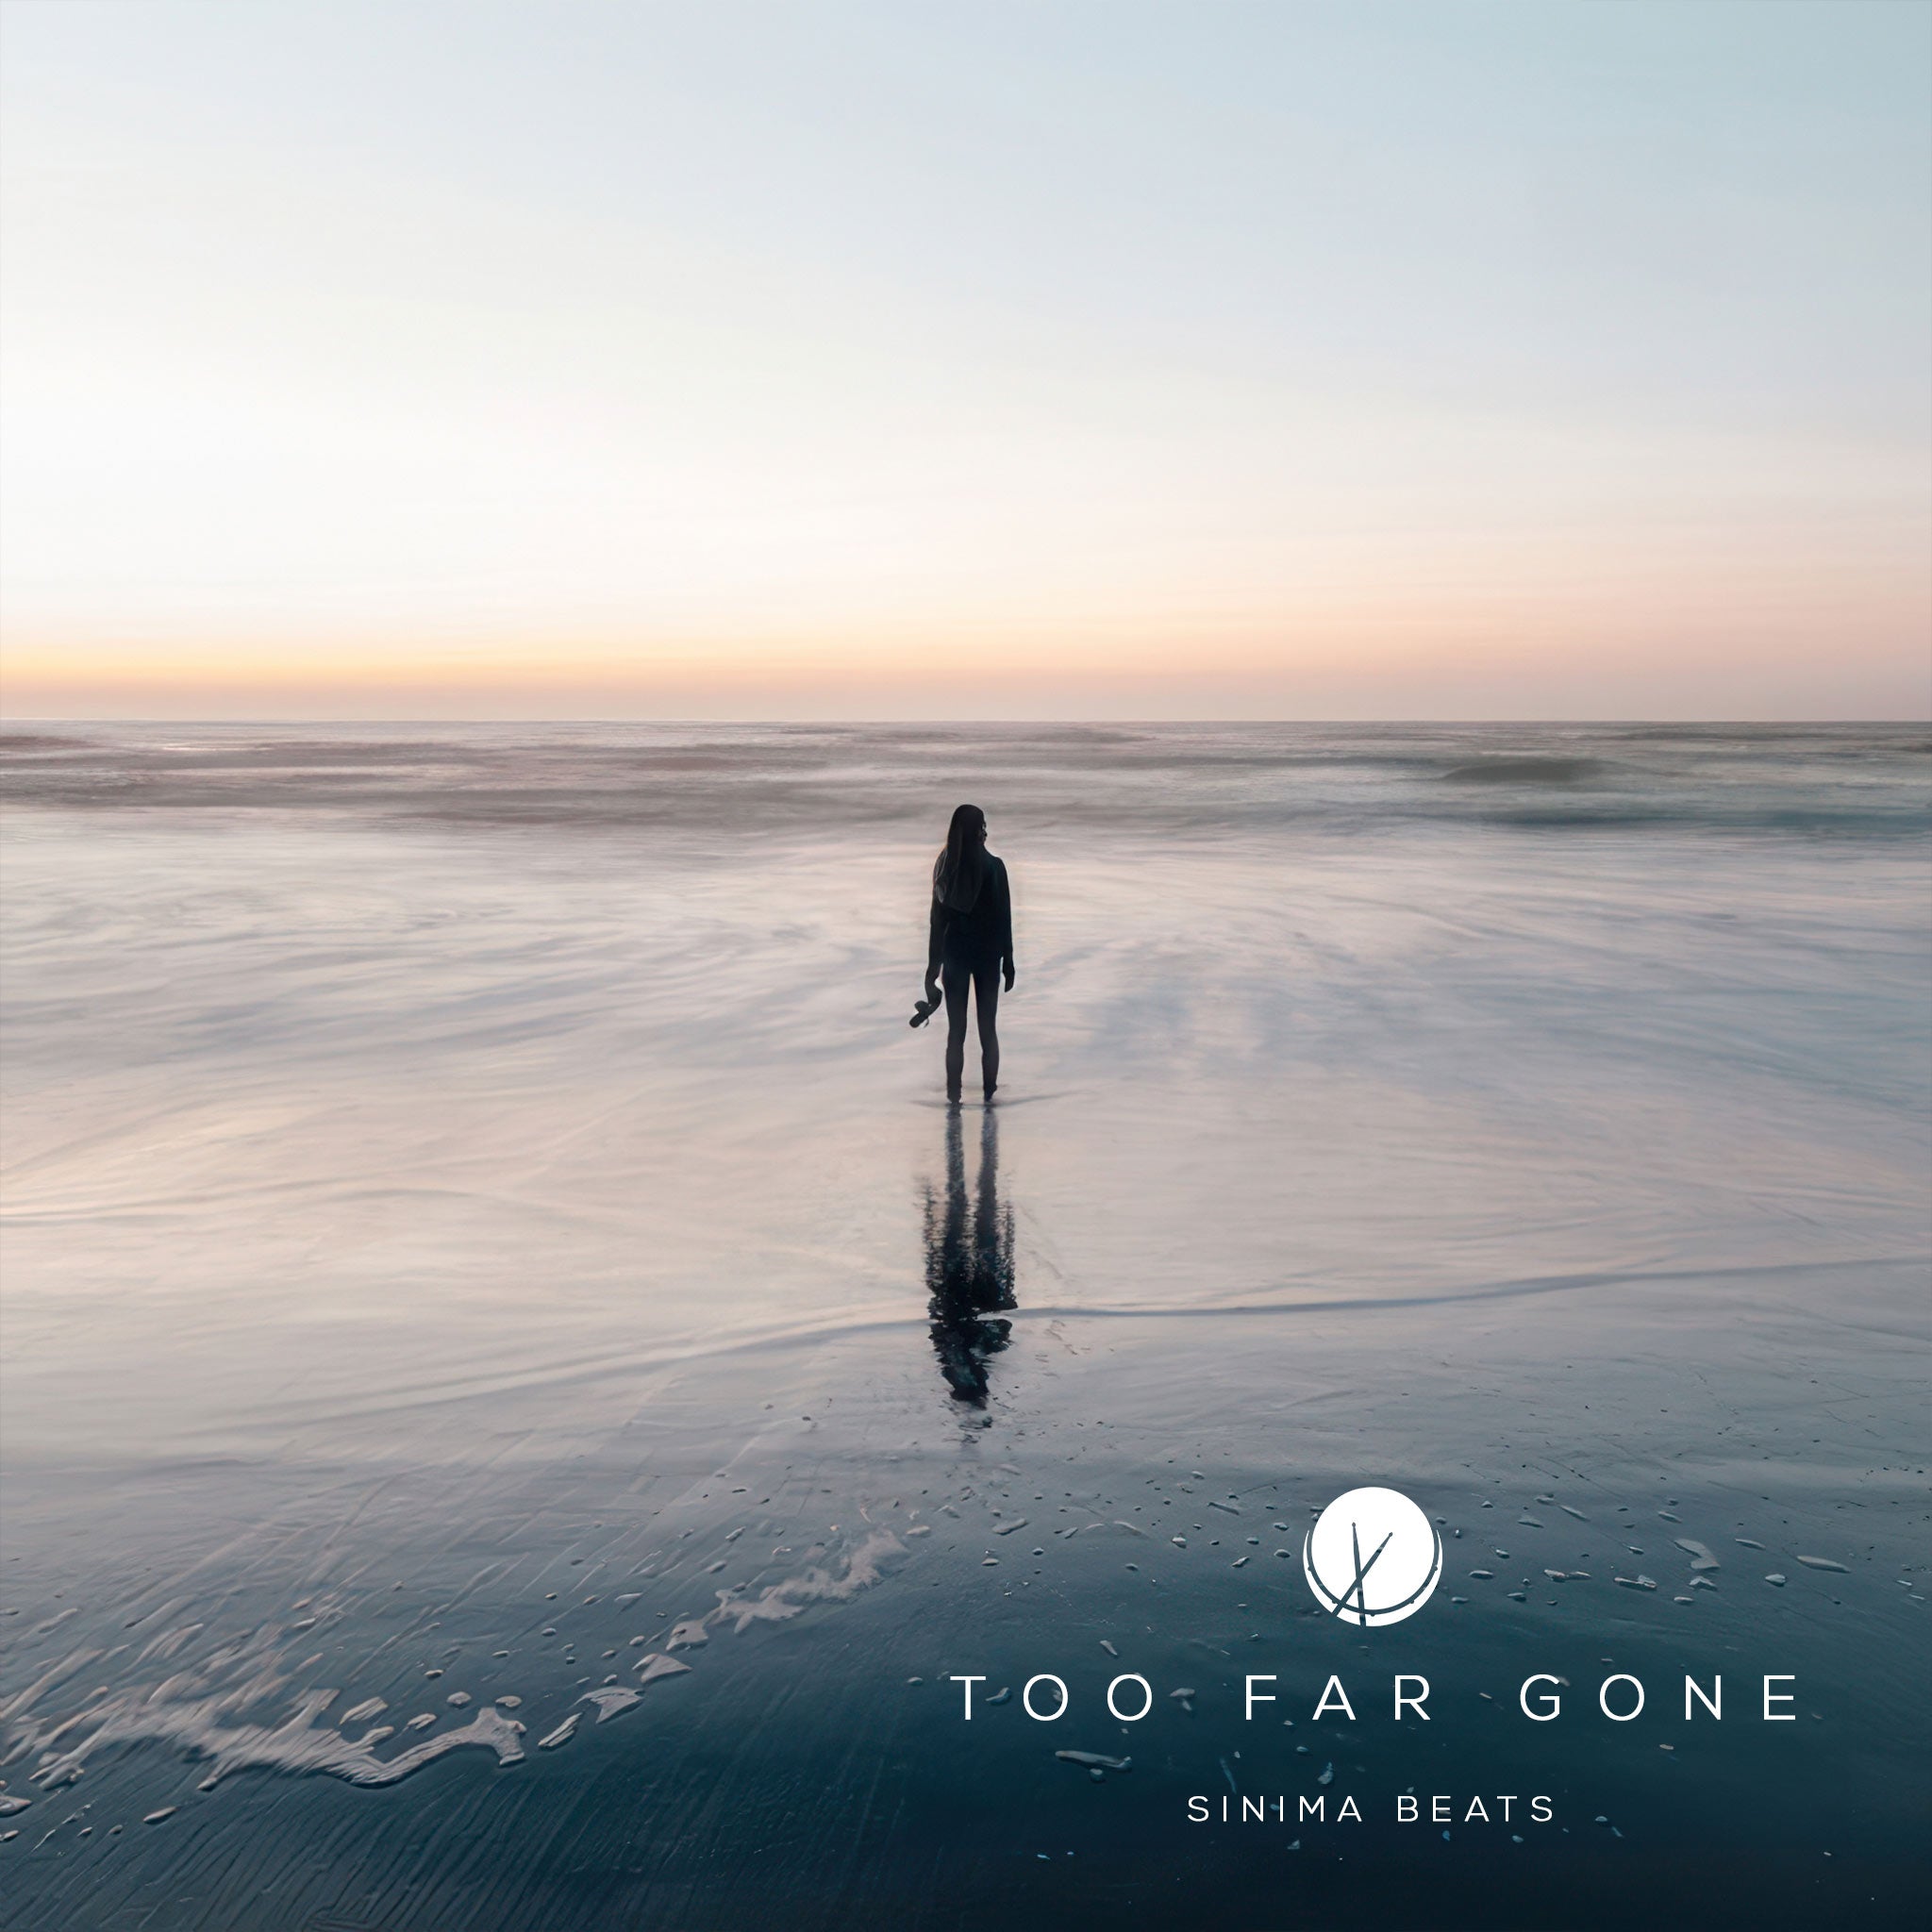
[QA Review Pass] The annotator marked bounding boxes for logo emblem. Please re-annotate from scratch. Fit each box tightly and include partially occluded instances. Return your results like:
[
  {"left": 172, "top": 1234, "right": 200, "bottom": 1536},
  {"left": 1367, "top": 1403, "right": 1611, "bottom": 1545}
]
[{"left": 1303, "top": 1487, "right": 1441, "bottom": 1626}]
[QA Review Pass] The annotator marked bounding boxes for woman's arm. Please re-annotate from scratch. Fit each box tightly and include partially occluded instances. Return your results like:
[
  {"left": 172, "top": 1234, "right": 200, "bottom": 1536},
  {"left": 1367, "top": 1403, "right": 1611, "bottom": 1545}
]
[
  {"left": 996, "top": 859, "right": 1015, "bottom": 988},
  {"left": 926, "top": 891, "right": 943, "bottom": 991}
]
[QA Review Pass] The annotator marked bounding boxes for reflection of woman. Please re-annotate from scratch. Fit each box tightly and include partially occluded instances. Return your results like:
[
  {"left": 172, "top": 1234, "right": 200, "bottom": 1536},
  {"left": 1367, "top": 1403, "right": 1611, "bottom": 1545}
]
[
  {"left": 924, "top": 1106, "right": 1015, "bottom": 1405},
  {"left": 922, "top": 804, "right": 1016, "bottom": 1105}
]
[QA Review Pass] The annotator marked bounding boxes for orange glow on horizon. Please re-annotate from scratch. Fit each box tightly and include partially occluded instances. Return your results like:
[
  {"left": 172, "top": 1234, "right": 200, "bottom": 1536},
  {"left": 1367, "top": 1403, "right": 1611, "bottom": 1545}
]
[{"left": 6, "top": 519, "right": 1927, "bottom": 721}]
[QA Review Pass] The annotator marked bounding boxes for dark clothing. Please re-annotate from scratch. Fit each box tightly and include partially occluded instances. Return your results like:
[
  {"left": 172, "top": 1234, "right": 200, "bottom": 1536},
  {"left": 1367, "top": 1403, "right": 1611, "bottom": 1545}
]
[
  {"left": 941, "top": 953, "right": 999, "bottom": 1047},
  {"left": 927, "top": 854, "right": 1014, "bottom": 978},
  {"left": 941, "top": 953, "right": 1001, "bottom": 1102},
  {"left": 926, "top": 850, "right": 1012, "bottom": 1103}
]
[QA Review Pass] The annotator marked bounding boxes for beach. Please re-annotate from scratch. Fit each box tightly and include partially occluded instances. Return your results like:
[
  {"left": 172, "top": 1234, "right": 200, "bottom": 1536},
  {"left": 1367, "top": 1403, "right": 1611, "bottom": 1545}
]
[{"left": 2, "top": 722, "right": 1926, "bottom": 1928}]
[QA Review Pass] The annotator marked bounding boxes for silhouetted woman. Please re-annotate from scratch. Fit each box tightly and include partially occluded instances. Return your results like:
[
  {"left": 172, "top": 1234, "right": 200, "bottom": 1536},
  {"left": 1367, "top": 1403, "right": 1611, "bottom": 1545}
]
[{"left": 920, "top": 804, "right": 1015, "bottom": 1104}]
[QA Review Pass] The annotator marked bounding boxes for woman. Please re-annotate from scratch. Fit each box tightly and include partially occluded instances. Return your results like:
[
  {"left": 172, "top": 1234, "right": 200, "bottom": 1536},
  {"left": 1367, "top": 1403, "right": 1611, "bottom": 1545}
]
[{"left": 919, "top": 803, "right": 1015, "bottom": 1104}]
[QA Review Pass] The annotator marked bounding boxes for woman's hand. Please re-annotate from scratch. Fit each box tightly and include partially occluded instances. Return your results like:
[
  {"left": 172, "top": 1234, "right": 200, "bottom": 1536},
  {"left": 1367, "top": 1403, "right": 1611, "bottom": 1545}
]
[{"left": 1003, "top": 960, "right": 1016, "bottom": 992}]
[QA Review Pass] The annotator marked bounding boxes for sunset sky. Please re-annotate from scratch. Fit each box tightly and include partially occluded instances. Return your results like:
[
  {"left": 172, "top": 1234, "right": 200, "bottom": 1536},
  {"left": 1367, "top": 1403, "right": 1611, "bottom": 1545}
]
[{"left": 3, "top": 0, "right": 1927, "bottom": 719}]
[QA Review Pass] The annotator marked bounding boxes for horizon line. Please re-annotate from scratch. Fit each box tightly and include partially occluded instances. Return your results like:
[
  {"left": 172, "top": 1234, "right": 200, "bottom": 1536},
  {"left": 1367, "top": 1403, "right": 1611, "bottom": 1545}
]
[{"left": 4, "top": 715, "right": 1926, "bottom": 729}]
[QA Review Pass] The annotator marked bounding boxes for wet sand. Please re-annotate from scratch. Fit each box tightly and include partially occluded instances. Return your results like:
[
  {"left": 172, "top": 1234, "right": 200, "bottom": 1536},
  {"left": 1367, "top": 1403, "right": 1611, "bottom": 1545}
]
[{"left": 2, "top": 724, "right": 1926, "bottom": 1928}]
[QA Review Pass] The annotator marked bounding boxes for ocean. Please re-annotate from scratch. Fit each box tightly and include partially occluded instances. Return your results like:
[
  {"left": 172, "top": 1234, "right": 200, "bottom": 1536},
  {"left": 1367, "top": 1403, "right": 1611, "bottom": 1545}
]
[{"left": 2, "top": 722, "right": 1926, "bottom": 1928}]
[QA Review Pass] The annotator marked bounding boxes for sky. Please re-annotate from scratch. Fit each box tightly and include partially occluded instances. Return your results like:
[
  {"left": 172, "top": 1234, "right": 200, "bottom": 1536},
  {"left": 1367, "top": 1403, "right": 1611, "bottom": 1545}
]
[{"left": 2, "top": 0, "right": 1927, "bottom": 720}]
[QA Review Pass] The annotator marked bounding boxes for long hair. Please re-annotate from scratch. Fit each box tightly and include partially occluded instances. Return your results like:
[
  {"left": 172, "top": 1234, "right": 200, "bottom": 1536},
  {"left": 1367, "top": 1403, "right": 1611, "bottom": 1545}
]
[{"left": 933, "top": 803, "right": 987, "bottom": 912}]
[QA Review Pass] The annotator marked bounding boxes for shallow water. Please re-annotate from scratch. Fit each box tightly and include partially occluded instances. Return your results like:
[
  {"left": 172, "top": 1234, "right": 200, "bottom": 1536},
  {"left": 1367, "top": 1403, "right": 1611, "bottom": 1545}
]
[{"left": 2, "top": 723, "right": 1927, "bottom": 1928}]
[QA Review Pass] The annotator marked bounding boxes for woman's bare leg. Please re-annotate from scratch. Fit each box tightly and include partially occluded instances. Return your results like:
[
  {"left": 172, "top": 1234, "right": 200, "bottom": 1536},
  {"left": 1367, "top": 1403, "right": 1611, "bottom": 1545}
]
[
  {"left": 974, "top": 966, "right": 1001, "bottom": 1099},
  {"left": 941, "top": 959, "right": 970, "bottom": 1101}
]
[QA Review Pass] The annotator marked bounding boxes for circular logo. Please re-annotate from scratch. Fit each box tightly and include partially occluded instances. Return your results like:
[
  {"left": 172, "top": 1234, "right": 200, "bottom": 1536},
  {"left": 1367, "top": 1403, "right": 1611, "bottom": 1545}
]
[{"left": 1303, "top": 1487, "right": 1442, "bottom": 1626}]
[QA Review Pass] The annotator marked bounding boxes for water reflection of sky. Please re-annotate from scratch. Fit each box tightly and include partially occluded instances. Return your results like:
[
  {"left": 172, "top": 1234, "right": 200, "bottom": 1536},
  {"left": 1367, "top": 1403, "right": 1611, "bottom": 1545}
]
[{"left": 1, "top": 724, "right": 1925, "bottom": 1927}]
